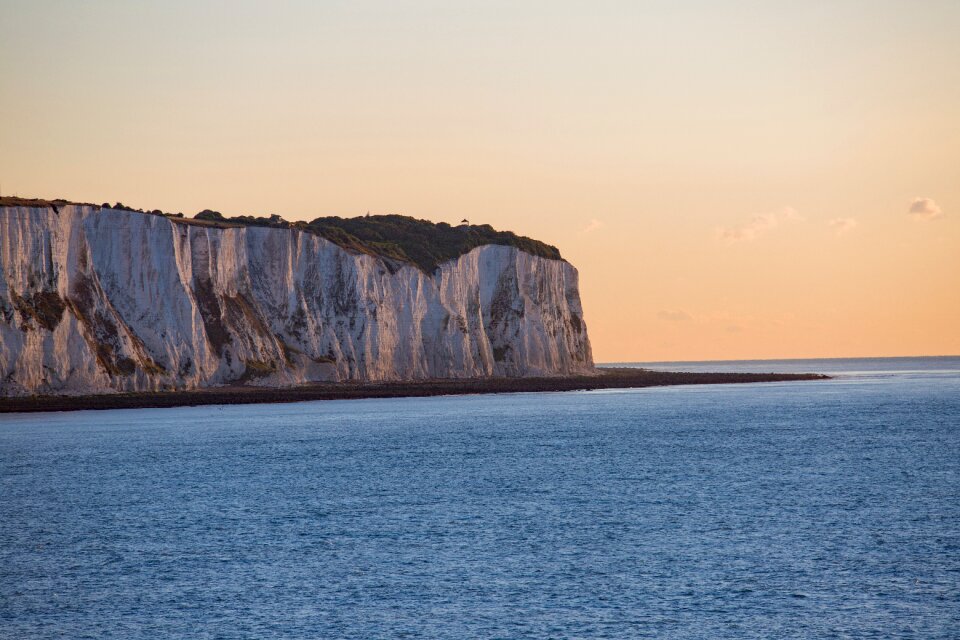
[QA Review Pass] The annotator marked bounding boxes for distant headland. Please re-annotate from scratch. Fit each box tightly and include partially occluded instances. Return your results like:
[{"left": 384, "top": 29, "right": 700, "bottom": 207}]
[{"left": 0, "top": 368, "right": 828, "bottom": 413}]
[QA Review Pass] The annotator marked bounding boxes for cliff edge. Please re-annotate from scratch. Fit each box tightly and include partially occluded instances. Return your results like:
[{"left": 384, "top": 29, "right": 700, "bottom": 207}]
[{"left": 0, "top": 203, "right": 593, "bottom": 396}]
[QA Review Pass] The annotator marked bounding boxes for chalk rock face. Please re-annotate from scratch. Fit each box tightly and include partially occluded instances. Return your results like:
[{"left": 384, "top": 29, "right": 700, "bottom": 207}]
[{"left": 0, "top": 206, "right": 593, "bottom": 395}]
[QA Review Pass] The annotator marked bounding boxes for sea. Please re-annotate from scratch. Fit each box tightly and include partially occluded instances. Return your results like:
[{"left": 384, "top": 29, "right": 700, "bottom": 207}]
[{"left": 1, "top": 356, "right": 958, "bottom": 638}]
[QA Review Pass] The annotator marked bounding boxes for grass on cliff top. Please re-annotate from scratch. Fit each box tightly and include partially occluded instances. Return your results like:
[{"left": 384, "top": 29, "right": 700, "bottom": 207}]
[
  {"left": 304, "top": 215, "right": 562, "bottom": 272},
  {"left": 0, "top": 197, "right": 563, "bottom": 272},
  {"left": 0, "top": 196, "right": 99, "bottom": 211},
  {"left": 194, "top": 210, "right": 563, "bottom": 271}
]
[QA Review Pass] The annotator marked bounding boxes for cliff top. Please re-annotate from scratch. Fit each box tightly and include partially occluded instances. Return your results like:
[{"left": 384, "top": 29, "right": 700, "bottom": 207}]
[
  {"left": 0, "top": 196, "right": 100, "bottom": 211},
  {"left": 304, "top": 215, "right": 562, "bottom": 272},
  {"left": 0, "top": 197, "right": 563, "bottom": 272}
]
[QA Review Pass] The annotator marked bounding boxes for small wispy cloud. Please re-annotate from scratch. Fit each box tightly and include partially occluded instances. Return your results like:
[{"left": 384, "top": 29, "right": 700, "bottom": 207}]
[
  {"left": 908, "top": 197, "right": 942, "bottom": 221},
  {"left": 828, "top": 217, "right": 858, "bottom": 236},
  {"left": 655, "top": 308, "right": 761, "bottom": 334},
  {"left": 657, "top": 310, "right": 693, "bottom": 322},
  {"left": 717, "top": 206, "right": 800, "bottom": 244},
  {"left": 582, "top": 218, "right": 604, "bottom": 233},
  {"left": 781, "top": 206, "right": 804, "bottom": 222},
  {"left": 717, "top": 213, "right": 777, "bottom": 243}
]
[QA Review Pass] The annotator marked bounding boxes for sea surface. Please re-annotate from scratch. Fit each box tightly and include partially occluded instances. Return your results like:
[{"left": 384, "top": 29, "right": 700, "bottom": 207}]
[{"left": 1, "top": 357, "right": 958, "bottom": 638}]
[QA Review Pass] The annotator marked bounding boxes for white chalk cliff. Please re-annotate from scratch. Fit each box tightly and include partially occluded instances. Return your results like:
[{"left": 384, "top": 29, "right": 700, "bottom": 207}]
[{"left": 0, "top": 205, "right": 593, "bottom": 395}]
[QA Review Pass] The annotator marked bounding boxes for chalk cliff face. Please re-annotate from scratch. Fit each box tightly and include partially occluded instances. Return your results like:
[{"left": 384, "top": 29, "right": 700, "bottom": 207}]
[{"left": 0, "top": 206, "right": 592, "bottom": 395}]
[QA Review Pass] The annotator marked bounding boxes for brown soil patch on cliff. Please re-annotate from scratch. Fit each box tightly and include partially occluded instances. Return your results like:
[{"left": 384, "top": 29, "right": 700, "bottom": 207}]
[{"left": 11, "top": 290, "right": 66, "bottom": 331}]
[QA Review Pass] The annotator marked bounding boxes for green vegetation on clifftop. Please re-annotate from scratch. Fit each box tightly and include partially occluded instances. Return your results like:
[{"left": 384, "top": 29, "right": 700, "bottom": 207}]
[
  {"left": 0, "top": 197, "right": 563, "bottom": 273},
  {"left": 304, "top": 215, "right": 562, "bottom": 272},
  {"left": 184, "top": 211, "right": 563, "bottom": 271}
]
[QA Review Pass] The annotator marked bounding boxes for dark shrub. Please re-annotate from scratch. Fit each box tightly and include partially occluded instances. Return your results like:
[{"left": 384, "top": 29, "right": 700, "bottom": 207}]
[{"left": 305, "top": 214, "right": 562, "bottom": 272}]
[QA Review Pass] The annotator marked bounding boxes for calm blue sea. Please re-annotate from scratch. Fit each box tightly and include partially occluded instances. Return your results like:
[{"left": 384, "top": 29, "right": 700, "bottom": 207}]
[{"left": 1, "top": 357, "right": 959, "bottom": 638}]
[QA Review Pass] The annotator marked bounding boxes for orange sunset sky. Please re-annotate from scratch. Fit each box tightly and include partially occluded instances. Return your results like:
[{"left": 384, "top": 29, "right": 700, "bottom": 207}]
[{"left": 1, "top": 1, "right": 957, "bottom": 362}]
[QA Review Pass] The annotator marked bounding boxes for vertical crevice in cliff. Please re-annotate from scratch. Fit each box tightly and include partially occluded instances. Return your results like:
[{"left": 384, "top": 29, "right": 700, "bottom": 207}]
[{"left": 192, "top": 277, "right": 231, "bottom": 357}]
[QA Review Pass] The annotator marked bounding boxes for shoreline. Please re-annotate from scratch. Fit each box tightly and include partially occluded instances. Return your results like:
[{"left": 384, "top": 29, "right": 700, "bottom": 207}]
[{"left": 0, "top": 368, "right": 828, "bottom": 414}]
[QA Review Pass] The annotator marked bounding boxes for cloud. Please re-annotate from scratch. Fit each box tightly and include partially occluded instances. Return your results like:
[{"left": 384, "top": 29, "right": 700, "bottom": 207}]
[
  {"left": 908, "top": 197, "right": 942, "bottom": 220},
  {"left": 781, "top": 206, "right": 805, "bottom": 222},
  {"left": 657, "top": 310, "right": 693, "bottom": 322},
  {"left": 717, "top": 206, "right": 800, "bottom": 244},
  {"left": 717, "top": 213, "right": 777, "bottom": 243},
  {"left": 828, "top": 217, "right": 858, "bottom": 236},
  {"left": 582, "top": 218, "right": 604, "bottom": 233}
]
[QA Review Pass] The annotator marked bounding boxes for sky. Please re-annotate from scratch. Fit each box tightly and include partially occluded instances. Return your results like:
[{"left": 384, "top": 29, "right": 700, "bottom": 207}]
[{"left": 1, "top": 0, "right": 958, "bottom": 362}]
